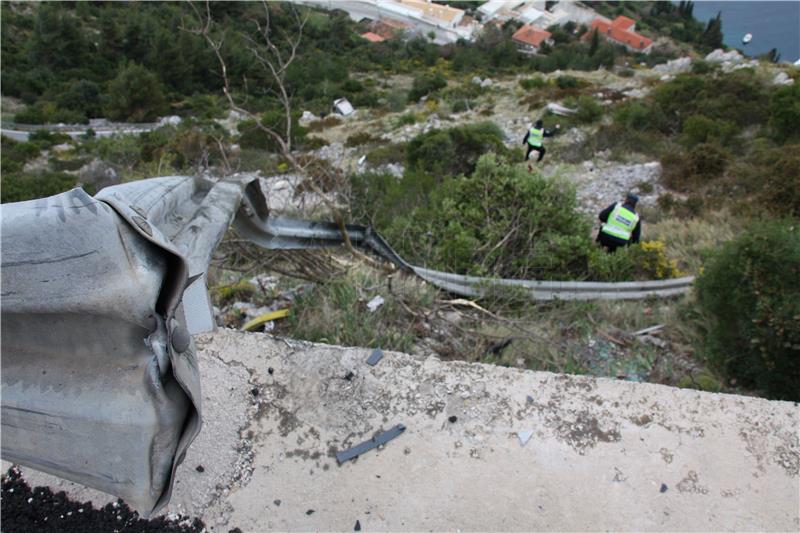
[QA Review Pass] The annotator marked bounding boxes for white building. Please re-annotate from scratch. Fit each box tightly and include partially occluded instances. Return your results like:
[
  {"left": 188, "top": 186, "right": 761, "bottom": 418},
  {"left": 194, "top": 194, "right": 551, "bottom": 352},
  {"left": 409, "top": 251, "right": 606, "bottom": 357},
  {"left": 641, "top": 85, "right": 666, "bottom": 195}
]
[{"left": 296, "top": 0, "right": 477, "bottom": 44}]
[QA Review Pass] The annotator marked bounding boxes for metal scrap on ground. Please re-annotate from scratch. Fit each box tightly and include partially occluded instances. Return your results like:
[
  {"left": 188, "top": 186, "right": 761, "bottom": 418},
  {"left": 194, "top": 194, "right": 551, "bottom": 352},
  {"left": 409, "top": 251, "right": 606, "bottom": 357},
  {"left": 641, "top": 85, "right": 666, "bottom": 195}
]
[
  {"left": 366, "top": 348, "right": 384, "bottom": 366},
  {"left": 335, "top": 424, "right": 406, "bottom": 464}
]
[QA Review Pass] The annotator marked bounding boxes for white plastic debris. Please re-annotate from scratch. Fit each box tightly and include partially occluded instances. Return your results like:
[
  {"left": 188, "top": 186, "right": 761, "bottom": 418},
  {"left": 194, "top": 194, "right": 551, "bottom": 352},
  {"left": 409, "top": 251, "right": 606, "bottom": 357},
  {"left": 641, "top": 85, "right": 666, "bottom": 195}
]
[
  {"left": 518, "top": 429, "right": 534, "bottom": 446},
  {"left": 358, "top": 155, "right": 367, "bottom": 166},
  {"left": 366, "top": 295, "right": 385, "bottom": 312},
  {"left": 546, "top": 102, "right": 576, "bottom": 116}
]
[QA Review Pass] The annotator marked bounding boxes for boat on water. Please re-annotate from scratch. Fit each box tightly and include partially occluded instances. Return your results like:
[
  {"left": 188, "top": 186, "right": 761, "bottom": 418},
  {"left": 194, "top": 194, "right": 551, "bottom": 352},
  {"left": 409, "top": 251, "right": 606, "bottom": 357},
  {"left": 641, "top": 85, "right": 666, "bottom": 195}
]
[{"left": 742, "top": 33, "right": 753, "bottom": 44}]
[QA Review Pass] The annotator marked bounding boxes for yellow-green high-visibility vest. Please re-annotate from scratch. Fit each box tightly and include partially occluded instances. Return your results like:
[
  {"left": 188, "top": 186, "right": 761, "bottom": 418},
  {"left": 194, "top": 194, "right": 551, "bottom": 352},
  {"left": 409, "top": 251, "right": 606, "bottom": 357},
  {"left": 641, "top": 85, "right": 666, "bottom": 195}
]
[
  {"left": 601, "top": 203, "right": 639, "bottom": 242},
  {"left": 528, "top": 127, "right": 544, "bottom": 147}
]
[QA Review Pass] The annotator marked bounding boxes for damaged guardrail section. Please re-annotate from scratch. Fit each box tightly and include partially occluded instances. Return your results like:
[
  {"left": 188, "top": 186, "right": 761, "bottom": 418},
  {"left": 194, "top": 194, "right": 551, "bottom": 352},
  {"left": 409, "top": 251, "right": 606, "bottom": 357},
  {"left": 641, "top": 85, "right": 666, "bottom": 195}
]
[
  {"left": 1, "top": 175, "right": 694, "bottom": 515},
  {"left": 0, "top": 176, "right": 245, "bottom": 515}
]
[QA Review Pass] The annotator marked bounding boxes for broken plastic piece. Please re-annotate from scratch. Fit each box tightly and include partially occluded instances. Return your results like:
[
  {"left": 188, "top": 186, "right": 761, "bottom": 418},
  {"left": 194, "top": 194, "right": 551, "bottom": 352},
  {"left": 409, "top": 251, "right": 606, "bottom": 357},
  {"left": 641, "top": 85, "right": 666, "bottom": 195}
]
[
  {"left": 366, "top": 348, "right": 384, "bottom": 366},
  {"left": 517, "top": 429, "right": 534, "bottom": 446},
  {"left": 336, "top": 424, "right": 406, "bottom": 464},
  {"left": 241, "top": 308, "right": 290, "bottom": 332},
  {"left": 366, "top": 295, "right": 385, "bottom": 312}
]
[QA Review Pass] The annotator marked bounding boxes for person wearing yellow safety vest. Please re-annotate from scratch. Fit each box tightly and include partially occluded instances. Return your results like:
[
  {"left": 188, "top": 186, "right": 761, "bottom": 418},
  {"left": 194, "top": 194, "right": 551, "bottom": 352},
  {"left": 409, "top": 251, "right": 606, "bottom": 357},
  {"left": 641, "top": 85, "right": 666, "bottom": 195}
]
[
  {"left": 597, "top": 193, "right": 642, "bottom": 253},
  {"left": 523, "top": 119, "right": 559, "bottom": 170}
]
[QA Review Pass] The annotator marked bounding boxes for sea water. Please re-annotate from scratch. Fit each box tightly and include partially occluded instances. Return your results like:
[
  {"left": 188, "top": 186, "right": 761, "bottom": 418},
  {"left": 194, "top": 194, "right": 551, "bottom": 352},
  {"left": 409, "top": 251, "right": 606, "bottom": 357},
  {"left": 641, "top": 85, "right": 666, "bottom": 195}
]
[{"left": 691, "top": 1, "right": 800, "bottom": 62}]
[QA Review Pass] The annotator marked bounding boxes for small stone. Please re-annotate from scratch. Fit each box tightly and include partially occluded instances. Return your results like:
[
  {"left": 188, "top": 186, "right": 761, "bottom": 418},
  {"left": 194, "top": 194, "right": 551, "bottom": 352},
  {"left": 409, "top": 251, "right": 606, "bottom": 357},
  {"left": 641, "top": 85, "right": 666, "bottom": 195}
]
[
  {"left": 306, "top": 509, "right": 315, "bottom": 515},
  {"left": 660, "top": 483, "right": 668, "bottom": 493},
  {"left": 196, "top": 465, "right": 205, "bottom": 473},
  {"left": 250, "top": 388, "right": 259, "bottom": 397},
  {"left": 268, "top": 367, "right": 274, "bottom": 375},
  {"left": 355, "top": 519, "right": 362, "bottom": 531},
  {"left": 448, "top": 415, "right": 458, "bottom": 423},
  {"left": 344, "top": 371, "right": 355, "bottom": 381},
  {"left": 274, "top": 499, "right": 282, "bottom": 506}
]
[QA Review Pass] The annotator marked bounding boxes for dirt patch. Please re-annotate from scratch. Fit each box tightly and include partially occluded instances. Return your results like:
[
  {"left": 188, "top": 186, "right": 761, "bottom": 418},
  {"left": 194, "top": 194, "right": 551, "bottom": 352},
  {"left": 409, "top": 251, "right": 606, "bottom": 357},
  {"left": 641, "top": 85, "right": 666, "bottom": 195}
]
[{"left": 556, "top": 411, "right": 621, "bottom": 453}]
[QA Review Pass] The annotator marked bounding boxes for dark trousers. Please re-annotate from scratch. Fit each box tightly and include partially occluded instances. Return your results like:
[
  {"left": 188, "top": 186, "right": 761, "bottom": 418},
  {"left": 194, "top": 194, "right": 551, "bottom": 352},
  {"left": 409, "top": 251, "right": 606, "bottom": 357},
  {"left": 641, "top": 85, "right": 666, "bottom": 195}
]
[
  {"left": 525, "top": 144, "right": 545, "bottom": 162},
  {"left": 597, "top": 231, "right": 627, "bottom": 253}
]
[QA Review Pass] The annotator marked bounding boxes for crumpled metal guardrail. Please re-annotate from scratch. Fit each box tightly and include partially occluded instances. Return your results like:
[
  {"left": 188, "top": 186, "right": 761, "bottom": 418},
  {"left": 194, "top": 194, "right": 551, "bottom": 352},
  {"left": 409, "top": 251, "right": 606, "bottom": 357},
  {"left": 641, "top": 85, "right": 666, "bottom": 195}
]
[
  {"left": 1, "top": 176, "right": 246, "bottom": 515},
  {"left": 1, "top": 175, "right": 693, "bottom": 516}
]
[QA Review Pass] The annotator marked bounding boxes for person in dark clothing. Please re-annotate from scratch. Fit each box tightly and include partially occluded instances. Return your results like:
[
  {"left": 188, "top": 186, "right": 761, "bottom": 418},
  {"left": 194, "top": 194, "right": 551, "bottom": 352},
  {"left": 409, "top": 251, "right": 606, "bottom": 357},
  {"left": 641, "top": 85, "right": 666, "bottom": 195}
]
[
  {"left": 523, "top": 119, "right": 559, "bottom": 169},
  {"left": 597, "top": 193, "right": 642, "bottom": 253}
]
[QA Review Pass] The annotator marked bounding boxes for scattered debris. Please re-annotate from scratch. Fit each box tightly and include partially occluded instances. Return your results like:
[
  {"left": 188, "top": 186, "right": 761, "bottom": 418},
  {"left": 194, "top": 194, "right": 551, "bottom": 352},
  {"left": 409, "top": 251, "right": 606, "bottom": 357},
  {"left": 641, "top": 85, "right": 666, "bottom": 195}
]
[
  {"left": 366, "top": 295, "right": 385, "bottom": 312},
  {"left": 251, "top": 388, "right": 259, "bottom": 397},
  {"left": 448, "top": 415, "right": 458, "bottom": 423},
  {"left": 366, "top": 348, "right": 384, "bottom": 366},
  {"left": 517, "top": 429, "right": 534, "bottom": 447},
  {"left": 268, "top": 367, "right": 274, "bottom": 375},
  {"left": 355, "top": 519, "right": 362, "bottom": 531},
  {"left": 632, "top": 324, "right": 665, "bottom": 336},
  {"left": 344, "top": 371, "right": 355, "bottom": 381},
  {"left": 274, "top": 500, "right": 281, "bottom": 507},
  {"left": 546, "top": 102, "right": 577, "bottom": 116},
  {"left": 638, "top": 335, "right": 667, "bottom": 349},
  {"left": 241, "top": 308, "right": 290, "bottom": 332},
  {"left": 336, "top": 424, "right": 406, "bottom": 464},
  {"left": 526, "top": 395, "right": 534, "bottom": 404},
  {"left": 306, "top": 509, "right": 315, "bottom": 515},
  {"left": 195, "top": 465, "right": 205, "bottom": 473},
  {"left": 660, "top": 483, "right": 668, "bottom": 493}
]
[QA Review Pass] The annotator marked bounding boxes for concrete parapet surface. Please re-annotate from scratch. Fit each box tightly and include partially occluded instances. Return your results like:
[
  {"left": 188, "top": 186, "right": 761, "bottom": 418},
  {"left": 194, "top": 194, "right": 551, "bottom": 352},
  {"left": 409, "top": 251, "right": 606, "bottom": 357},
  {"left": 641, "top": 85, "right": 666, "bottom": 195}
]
[{"left": 6, "top": 329, "right": 799, "bottom": 531}]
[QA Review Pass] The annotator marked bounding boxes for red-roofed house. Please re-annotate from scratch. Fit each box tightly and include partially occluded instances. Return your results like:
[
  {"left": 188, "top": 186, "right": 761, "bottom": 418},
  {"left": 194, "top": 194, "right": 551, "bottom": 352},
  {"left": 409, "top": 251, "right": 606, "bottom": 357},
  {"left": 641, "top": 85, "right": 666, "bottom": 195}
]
[
  {"left": 361, "top": 32, "right": 386, "bottom": 43},
  {"left": 512, "top": 24, "right": 553, "bottom": 55},
  {"left": 584, "top": 15, "right": 653, "bottom": 54}
]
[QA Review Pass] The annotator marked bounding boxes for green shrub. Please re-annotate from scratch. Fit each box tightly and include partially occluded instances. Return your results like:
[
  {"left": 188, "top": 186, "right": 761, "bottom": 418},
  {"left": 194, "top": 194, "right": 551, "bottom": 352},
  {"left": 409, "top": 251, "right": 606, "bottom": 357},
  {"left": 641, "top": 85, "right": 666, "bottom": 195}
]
[
  {"left": 1, "top": 171, "right": 78, "bottom": 203},
  {"left": 768, "top": 83, "right": 800, "bottom": 142},
  {"left": 614, "top": 100, "right": 667, "bottom": 132},
  {"left": 696, "top": 221, "right": 800, "bottom": 401},
  {"left": 573, "top": 95, "right": 603, "bottom": 124},
  {"left": 56, "top": 79, "right": 102, "bottom": 119},
  {"left": 345, "top": 131, "right": 380, "bottom": 147},
  {"left": 365, "top": 142, "right": 406, "bottom": 166},
  {"left": 106, "top": 63, "right": 167, "bottom": 122},
  {"left": 451, "top": 99, "right": 474, "bottom": 113},
  {"left": 408, "top": 72, "right": 447, "bottom": 102},
  {"left": 689, "top": 142, "right": 728, "bottom": 179},
  {"left": 405, "top": 121, "right": 508, "bottom": 177},
  {"left": 28, "top": 130, "right": 71, "bottom": 147},
  {"left": 385, "top": 153, "right": 592, "bottom": 280},
  {"left": 662, "top": 142, "right": 728, "bottom": 190},
  {"left": 238, "top": 109, "right": 307, "bottom": 151},
  {"left": 519, "top": 76, "right": 547, "bottom": 90},
  {"left": 556, "top": 75, "right": 579, "bottom": 89},
  {"left": 680, "top": 115, "right": 736, "bottom": 147},
  {"left": 759, "top": 146, "right": 800, "bottom": 217},
  {"left": 395, "top": 112, "right": 418, "bottom": 127}
]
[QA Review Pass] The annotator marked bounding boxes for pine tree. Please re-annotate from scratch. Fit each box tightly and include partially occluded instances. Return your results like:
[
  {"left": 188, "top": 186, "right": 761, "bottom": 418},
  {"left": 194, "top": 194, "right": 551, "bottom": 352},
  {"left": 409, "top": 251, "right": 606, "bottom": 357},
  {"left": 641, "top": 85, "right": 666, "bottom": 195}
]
[
  {"left": 589, "top": 28, "right": 599, "bottom": 56},
  {"left": 702, "top": 11, "right": 723, "bottom": 49}
]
